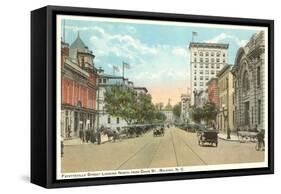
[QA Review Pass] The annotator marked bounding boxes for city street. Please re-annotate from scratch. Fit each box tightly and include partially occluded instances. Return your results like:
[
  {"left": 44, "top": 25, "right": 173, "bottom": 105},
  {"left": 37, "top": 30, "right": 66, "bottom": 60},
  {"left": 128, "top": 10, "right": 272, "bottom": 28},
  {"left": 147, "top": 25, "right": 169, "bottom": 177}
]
[{"left": 62, "top": 127, "right": 264, "bottom": 173}]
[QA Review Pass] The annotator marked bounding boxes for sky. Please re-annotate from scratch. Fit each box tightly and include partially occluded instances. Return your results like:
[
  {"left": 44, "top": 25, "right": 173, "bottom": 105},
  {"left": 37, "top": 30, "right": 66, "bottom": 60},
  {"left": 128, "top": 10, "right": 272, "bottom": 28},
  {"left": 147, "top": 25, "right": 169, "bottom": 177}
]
[{"left": 60, "top": 17, "right": 258, "bottom": 106}]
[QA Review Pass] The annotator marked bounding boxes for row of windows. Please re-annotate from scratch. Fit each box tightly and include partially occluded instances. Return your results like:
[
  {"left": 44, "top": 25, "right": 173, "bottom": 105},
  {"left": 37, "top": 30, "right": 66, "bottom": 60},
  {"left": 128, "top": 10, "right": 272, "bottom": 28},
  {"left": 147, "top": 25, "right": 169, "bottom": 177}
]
[
  {"left": 194, "top": 76, "right": 212, "bottom": 81},
  {"left": 98, "top": 78, "right": 107, "bottom": 84},
  {"left": 194, "top": 70, "right": 220, "bottom": 75},
  {"left": 194, "top": 82, "right": 207, "bottom": 86},
  {"left": 194, "top": 64, "right": 221, "bottom": 69},
  {"left": 194, "top": 51, "right": 226, "bottom": 57},
  {"left": 193, "top": 58, "right": 226, "bottom": 63}
]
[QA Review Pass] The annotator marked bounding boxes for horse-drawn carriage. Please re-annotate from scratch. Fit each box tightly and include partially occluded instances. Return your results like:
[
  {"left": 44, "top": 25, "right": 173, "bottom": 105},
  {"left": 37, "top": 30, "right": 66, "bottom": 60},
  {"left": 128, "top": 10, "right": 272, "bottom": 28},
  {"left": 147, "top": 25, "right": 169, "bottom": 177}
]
[
  {"left": 153, "top": 124, "right": 165, "bottom": 137},
  {"left": 197, "top": 128, "right": 218, "bottom": 147}
]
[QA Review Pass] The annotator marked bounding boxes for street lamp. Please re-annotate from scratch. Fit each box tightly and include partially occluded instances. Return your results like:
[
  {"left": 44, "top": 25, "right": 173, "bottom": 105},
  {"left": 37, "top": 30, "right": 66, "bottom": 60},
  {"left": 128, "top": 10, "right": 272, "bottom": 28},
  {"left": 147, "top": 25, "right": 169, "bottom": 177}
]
[{"left": 222, "top": 105, "right": 230, "bottom": 139}]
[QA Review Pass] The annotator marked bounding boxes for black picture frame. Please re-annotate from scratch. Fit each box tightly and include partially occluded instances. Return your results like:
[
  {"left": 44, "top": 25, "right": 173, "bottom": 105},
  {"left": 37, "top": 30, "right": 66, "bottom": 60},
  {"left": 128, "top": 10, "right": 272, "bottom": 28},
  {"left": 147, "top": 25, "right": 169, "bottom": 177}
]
[{"left": 31, "top": 5, "right": 274, "bottom": 188}]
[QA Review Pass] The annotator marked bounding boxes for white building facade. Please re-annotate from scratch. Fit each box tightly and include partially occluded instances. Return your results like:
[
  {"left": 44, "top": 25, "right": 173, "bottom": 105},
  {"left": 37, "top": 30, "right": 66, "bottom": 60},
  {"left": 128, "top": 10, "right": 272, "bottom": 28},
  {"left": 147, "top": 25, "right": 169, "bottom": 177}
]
[
  {"left": 180, "top": 94, "right": 191, "bottom": 122},
  {"left": 189, "top": 42, "right": 229, "bottom": 105}
]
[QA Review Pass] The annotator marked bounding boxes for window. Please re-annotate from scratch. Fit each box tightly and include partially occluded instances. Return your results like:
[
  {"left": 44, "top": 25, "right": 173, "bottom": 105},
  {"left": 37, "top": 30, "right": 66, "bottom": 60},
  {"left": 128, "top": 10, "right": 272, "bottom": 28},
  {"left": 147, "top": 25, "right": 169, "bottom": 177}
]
[
  {"left": 211, "top": 52, "right": 214, "bottom": 56},
  {"left": 194, "top": 76, "right": 197, "bottom": 80},
  {"left": 200, "top": 64, "right": 203, "bottom": 68},
  {"left": 205, "top": 77, "right": 209, "bottom": 80},
  {"left": 243, "top": 71, "right": 250, "bottom": 92},
  {"left": 194, "top": 52, "right": 197, "bottom": 56},
  {"left": 194, "top": 70, "right": 197, "bottom": 74},
  {"left": 216, "top": 64, "right": 220, "bottom": 69},
  {"left": 206, "top": 52, "right": 209, "bottom": 56},
  {"left": 211, "top": 64, "right": 214, "bottom": 69},
  {"left": 216, "top": 52, "right": 220, "bottom": 57},
  {"left": 194, "top": 58, "right": 197, "bottom": 62},
  {"left": 205, "top": 64, "right": 209, "bottom": 68},
  {"left": 200, "top": 52, "right": 203, "bottom": 56},
  {"left": 205, "top": 58, "right": 209, "bottom": 62},
  {"left": 200, "top": 58, "right": 203, "bottom": 62},
  {"left": 211, "top": 70, "right": 215, "bottom": 75},
  {"left": 200, "top": 70, "right": 203, "bottom": 74},
  {"left": 194, "top": 82, "right": 197, "bottom": 86},
  {"left": 200, "top": 82, "right": 203, "bottom": 86},
  {"left": 211, "top": 58, "right": 214, "bottom": 62},
  {"left": 98, "top": 78, "right": 102, "bottom": 83},
  {"left": 257, "top": 66, "right": 261, "bottom": 87},
  {"left": 216, "top": 71, "right": 220, "bottom": 74},
  {"left": 223, "top": 53, "right": 226, "bottom": 57},
  {"left": 108, "top": 116, "right": 111, "bottom": 124},
  {"left": 117, "top": 117, "right": 120, "bottom": 124},
  {"left": 216, "top": 58, "right": 220, "bottom": 63},
  {"left": 103, "top": 79, "right": 106, "bottom": 83},
  {"left": 200, "top": 76, "right": 203, "bottom": 80},
  {"left": 194, "top": 64, "right": 197, "bottom": 68},
  {"left": 205, "top": 70, "right": 209, "bottom": 74},
  {"left": 223, "top": 59, "right": 226, "bottom": 63},
  {"left": 258, "top": 100, "right": 261, "bottom": 124}
]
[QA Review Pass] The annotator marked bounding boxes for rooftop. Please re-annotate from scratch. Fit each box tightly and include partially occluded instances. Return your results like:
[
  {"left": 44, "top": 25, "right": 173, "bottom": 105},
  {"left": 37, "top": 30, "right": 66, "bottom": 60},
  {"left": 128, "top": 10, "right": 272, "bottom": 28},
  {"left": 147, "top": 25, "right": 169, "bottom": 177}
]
[
  {"left": 189, "top": 42, "right": 229, "bottom": 49},
  {"left": 216, "top": 64, "right": 233, "bottom": 77}
]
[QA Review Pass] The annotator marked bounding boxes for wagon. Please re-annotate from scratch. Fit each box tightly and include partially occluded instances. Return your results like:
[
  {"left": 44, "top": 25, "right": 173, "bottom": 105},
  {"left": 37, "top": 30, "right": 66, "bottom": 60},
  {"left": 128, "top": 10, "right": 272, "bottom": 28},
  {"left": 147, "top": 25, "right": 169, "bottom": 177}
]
[
  {"left": 198, "top": 130, "right": 218, "bottom": 147},
  {"left": 153, "top": 125, "right": 164, "bottom": 137}
]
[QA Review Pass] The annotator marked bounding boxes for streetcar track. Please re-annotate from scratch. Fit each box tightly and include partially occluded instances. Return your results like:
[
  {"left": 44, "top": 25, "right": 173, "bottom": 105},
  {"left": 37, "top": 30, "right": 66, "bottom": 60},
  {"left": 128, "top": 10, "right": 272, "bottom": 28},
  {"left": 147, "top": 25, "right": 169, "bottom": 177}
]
[
  {"left": 147, "top": 137, "right": 162, "bottom": 168},
  {"left": 116, "top": 141, "right": 152, "bottom": 170},
  {"left": 175, "top": 131, "right": 207, "bottom": 165},
  {"left": 169, "top": 129, "right": 179, "bottom": 166}
]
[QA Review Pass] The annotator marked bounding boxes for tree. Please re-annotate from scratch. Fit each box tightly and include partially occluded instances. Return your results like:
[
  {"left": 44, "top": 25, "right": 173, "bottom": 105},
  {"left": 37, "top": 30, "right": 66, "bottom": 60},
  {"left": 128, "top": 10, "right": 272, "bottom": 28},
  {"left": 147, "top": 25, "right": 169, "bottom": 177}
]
[
  {"left": 191, "top": 107, "right": 204, "bottom": 123},
  {"left": 104, "top": 85, "right": 137, "bottom": 124},
  {"left": 155, "top": 111, "right": 166, "bottom": 122},
  {"left": 135, "top": 93, "right": 156, "bottom": 123},
  {"left": 104, "top": 85, "right": 159, "bottom": 124},
  {"left": 202, "top": 102, "right": 219, "bottom": 125},
  {"left": 173, "top": 102, "right": 181, "bottom": 119}
]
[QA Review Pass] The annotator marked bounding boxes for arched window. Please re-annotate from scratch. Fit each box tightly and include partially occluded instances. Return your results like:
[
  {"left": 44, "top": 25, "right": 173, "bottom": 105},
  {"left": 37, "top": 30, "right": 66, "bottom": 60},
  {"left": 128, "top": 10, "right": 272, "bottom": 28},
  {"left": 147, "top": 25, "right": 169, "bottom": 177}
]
[{"left": 243, "top": 71, "right": 250, "bottom": 92}]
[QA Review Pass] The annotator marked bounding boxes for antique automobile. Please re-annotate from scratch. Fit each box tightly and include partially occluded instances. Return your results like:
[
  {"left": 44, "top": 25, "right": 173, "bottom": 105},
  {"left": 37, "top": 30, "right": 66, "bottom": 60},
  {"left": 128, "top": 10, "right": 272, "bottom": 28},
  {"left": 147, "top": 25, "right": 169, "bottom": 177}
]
[
  {"left": 197, "top": 129, "right": 218, "bottom": 147},
  {"left": 153, "top": 125, "right": 164, "bottom": 137}
]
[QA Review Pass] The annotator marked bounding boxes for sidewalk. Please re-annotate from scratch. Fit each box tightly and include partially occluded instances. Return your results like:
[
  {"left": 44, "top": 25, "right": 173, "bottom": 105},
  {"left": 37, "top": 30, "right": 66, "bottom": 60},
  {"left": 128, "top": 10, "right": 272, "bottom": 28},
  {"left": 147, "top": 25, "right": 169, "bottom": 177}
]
[
  {"left": 63, "top": 134, "right": 110, "bottom": 146},
  {"left": 218, "top": 133, "right": 239, "bottom": 142}
]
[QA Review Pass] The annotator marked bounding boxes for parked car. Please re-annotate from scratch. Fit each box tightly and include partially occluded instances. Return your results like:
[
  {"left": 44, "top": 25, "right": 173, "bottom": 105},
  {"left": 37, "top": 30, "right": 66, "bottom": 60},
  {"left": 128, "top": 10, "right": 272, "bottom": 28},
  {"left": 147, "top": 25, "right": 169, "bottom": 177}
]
[{"left": 197, "top": 129, "right": 218, "bottom": 147}]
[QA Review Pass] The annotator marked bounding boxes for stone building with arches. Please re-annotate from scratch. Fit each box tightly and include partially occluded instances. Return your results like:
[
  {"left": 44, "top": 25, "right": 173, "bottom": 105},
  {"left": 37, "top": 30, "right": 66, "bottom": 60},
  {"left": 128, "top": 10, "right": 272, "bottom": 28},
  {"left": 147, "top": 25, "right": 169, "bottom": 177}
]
[{"left": 232, "top": 31, "right": 265, "bottom": 131}]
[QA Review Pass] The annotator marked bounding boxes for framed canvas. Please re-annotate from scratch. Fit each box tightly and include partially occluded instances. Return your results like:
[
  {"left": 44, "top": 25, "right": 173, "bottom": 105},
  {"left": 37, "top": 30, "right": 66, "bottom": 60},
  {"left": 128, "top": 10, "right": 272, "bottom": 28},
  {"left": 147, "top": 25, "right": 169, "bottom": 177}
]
[{"left": 31, "top": 5, "right": 274, "bottom": 188}]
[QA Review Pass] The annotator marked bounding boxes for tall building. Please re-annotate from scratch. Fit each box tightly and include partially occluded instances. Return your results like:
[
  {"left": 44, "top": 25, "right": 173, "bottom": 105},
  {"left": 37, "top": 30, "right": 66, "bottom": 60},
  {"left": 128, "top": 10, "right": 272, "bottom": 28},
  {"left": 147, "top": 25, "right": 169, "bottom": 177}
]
[
  {"left": 61, "top": 34, "right": 98, "bottom": 139},
  {"left": 189, "top": 42, "right": 229, "bottom": 105},
  {"left": 216, "top": 65, "right": 235, "bottom": 132},
  {"left": 232, "top": 31, "right": 265, "bottom": 131}
]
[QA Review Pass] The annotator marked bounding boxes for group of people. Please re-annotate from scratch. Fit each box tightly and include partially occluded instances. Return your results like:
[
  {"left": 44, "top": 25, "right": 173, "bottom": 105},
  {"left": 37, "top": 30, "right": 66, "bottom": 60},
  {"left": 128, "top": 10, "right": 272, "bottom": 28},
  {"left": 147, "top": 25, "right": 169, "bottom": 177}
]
[{"left": 79, "top": 129, "right": 102, "bottom": 145}]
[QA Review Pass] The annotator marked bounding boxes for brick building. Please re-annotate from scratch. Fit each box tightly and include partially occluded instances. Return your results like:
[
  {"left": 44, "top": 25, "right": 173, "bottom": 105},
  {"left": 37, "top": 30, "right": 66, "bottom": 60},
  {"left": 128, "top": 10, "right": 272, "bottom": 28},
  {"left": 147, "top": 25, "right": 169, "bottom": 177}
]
[
  {"left": 61, "top": 34, "right": 98, "bottom": 139},
  {"left": 206, "top": 78, "right": 219, "bottom": 107}
]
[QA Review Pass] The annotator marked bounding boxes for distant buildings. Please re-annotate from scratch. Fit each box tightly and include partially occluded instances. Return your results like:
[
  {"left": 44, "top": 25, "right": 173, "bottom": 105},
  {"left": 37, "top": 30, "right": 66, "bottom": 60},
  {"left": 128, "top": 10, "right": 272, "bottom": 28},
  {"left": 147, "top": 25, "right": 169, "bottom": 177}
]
[
  {"left": 216, "top": 65, "right": 235, "bottom": 132},
  {"left": 161, "top": 110, "right": 174, "bottom": 123},
  {"left": 232, "top": 31, "right": 265, "bottom": 131},
  {"left": 189, "top": 42, "right": 229, "bottom": 105},
  {"left": 180, "top": 94, "right": 191, "bottom": 122},
  {"left": 61, "top": 34, "right": 98, "bottom": 139}
]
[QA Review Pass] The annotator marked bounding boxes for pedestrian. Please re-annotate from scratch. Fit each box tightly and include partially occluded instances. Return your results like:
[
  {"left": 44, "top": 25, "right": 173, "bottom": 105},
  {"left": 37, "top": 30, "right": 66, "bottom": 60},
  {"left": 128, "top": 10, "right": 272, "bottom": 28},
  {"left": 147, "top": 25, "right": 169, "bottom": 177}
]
[
  {"left": 85, "top": 129, "right": 90, "bottom": 143},
  {"left": 97, "top": 130, "right": 101, "bottom": 145},
  {"left": 61, "top": 138, "right": 64, "bottom": 157}
]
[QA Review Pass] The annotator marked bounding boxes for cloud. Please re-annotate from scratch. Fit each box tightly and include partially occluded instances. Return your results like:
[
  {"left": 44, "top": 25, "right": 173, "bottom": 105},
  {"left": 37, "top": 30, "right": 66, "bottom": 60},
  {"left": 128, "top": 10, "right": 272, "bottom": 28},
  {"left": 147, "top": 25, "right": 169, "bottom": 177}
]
[
  {"left": 206, "top": 33, "right": 247, "bottom": 47},
  {"left": 172, "top": 48, "right": 187, "bottom": 57}
]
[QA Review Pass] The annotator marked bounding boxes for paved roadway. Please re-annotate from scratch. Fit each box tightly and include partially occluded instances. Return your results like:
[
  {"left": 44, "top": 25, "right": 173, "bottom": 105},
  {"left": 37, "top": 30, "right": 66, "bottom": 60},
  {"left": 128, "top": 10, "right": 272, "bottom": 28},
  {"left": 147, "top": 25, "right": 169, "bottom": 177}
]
[{"left": 62, "top": 127, "right": 264, "bottom": 173}]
